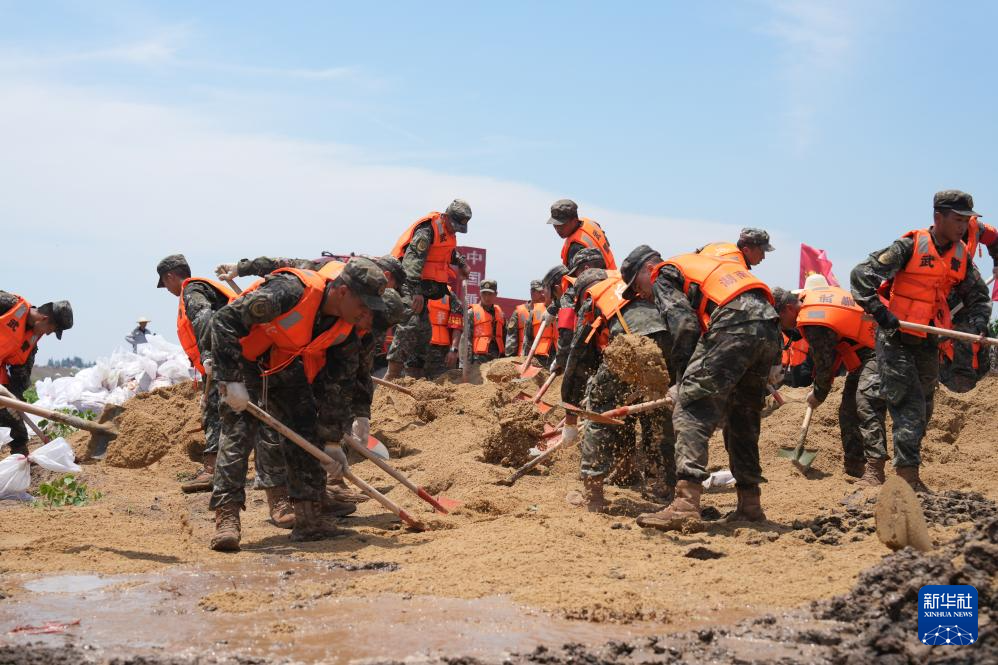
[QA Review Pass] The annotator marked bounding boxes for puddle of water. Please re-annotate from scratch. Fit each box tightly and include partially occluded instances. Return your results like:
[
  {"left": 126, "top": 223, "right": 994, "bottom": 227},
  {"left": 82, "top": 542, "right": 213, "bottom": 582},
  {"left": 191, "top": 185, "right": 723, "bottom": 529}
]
[
  {"left": 22, "top": 574, "right": 116, "bottom": 594},
  {"left": 0, "top": 558, "right": 675, "bottom": 664}
]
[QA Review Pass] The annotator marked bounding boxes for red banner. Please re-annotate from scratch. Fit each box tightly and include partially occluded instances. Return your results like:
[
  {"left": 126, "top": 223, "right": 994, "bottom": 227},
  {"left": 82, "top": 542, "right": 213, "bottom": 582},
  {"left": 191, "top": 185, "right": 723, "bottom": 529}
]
[
  {"left": 452, "top": 246, "right": 487, "bottom": 305},
  {"left": 799, "top": 243, "right": 840, "bottom": 288}
]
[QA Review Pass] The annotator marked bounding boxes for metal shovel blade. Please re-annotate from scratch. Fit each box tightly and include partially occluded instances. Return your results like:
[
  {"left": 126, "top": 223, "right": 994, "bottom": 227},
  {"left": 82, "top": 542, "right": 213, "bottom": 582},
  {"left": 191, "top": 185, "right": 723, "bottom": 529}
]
[
  {"left": 345, "top": 435, "right": 391, "bottom": 465},
  {"left": 87, "top": 404, "right": 125, "bottom": 460}
]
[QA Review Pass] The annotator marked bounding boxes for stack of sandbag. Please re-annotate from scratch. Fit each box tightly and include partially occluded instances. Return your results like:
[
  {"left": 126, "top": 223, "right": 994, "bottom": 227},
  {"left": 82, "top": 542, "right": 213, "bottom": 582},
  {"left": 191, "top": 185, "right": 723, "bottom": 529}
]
[{"left": 33, "top": 336, "right": 195, "bottom": 416}]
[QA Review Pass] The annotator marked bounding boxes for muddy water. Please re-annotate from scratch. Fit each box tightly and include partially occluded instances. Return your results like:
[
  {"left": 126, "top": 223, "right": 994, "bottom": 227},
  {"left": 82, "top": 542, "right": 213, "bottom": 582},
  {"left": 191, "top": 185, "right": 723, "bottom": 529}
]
[{"left": 0, "top": 557, "right": 715, "bottom": 664}]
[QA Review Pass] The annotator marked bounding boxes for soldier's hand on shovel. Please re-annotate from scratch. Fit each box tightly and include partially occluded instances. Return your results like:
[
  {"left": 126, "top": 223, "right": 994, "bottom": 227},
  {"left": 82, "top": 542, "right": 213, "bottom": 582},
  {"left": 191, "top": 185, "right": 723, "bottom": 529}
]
[
  {"left": 215, "top": 263, "right": 238, "bottom": 280},
  {"left": 220, "top": 382, "right": 249, "bottom": 412},
  {"left": 351, "top": 417, "right": 370, "bottom": 444},
  {"left": 806, "top": 389, "right": 822, "bottom": 410},
  {"left": 322, "top": 444, "right": 349, "bottom": 481}
]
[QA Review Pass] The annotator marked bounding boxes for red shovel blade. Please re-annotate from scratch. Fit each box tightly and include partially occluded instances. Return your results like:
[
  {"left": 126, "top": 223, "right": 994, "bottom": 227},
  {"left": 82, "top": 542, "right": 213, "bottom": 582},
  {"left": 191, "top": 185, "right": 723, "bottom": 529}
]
[
  {"left": 434, "top": 495, "right": 463, "bottom": 511},
  {"left": 519, "top": 365, "right": 541, "bottom": 379}
]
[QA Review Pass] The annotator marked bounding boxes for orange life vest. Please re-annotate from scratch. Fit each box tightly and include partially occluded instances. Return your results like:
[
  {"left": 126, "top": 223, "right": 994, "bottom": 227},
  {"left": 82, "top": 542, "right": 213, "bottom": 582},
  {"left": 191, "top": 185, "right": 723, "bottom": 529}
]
[
  {"left": 561, "top": 218, "right": 617, "bottom": 270},
  {"left": 797, "top": 285, "right": 875, "bottom": 372},
  {"left": 318, "top": 260, "right": 345, "bottom": 279},
  {"left": 427, "top": 295, "right": 454, "bottom": 347},
  {"left": 781, "top": 333, "right": 809, "bottom": 368},
  {"left": 390, "top": 213, "right": 456, "bottom": 284},
  {"left": 655, "top": 254, "right": 774, "bottom": 331},
  {"left": 239, "top": 268, "right": 354, "bottom": 382},
  {"left": 177, "top": 278, "right": 236, "bottom": 375},
  {"left": 939, "top": 338, "right": 981, "bottom": 369},
  {"left": 582, "top": 275, "right": 630, "bottom": 351},
  {"left": 0, "top": 297, "right": 39, "bottom": 385},
  {"left": 887, "top": 229, "right": 968, "bottom": 337},
  {"left": 470, "top": 303, "right": 505, "bottom": 355},
  {"left": 513, "top": 303, "right": 531, "bottom": 355},
  {"left": 531, "top": 302, "right": 557, "bottom": 356},
  {"left": 697, "top": 242, "right": 747, "bottom": 268}
]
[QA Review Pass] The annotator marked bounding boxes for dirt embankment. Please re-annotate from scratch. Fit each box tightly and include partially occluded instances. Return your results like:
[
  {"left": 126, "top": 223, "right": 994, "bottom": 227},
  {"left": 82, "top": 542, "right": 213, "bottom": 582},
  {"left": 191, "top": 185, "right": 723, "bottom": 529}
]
[{"left": 2, "top": 368, "right": 997, "bottom": 637}]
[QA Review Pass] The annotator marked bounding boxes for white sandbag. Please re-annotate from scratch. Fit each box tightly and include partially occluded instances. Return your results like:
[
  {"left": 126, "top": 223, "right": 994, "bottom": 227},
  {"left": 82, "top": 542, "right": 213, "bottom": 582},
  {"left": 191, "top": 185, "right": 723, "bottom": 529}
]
[
  {"left": 0, "top": 427, "right": 11, "bottom": 445},
  {"left": 157, "top": 358, "right": 194, "bottom": 383},
  {"left": 105, "top": 386, "right": 134, "bottom": 406},
  {"left": 703, "top": 469, "right": 736, "bottom": 490},
  {"left": 0, "top": 437, "right": 80, "bottom": 501}
]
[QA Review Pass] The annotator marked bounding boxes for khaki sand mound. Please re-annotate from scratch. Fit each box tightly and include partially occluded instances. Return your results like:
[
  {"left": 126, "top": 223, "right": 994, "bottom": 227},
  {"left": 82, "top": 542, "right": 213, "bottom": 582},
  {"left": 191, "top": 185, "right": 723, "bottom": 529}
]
[
  {"left": 3, "top": 371, "right": 997, "bottom": 629},
  {"left": 99, "top": 382, "right": 204, "bottom": 469},
  {"left": 602, "top": 334, "right": 670, "bottom": 399},
  {"left": 481, "top": 400, "right": 547, "bottom": 467}
]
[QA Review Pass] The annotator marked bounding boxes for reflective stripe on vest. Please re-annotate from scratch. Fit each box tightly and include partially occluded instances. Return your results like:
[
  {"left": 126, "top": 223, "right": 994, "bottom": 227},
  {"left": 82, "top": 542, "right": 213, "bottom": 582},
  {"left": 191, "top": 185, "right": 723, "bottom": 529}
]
[
  {"left": 390, "top": 213, "right": 457, "bottom": 284},
  {"left": 797, "top": 285, "right": 876, "bottom": 373},
  {"left": 239, "top": 268, "right": 354, "bottom": 382},
  {"left": 177, "top": 278, "right": 236, "bottom": 375},
  {"left": 427, "top": 295, "right": 452, "bottom": 347},
  {"left": 470, "top": 303, "right": 505, "bottom": 355},
  {"left": 560, "top": 218, "right": 617, "bottom": 270},
  {"left": 888, "top": 229, "right": 968, "bottom": 337},
  {"left": 655, "top": 254, "right": 774, "bottom": 331},
  {"left": 697, "top": 241, "right": 747, "bottom": 268}
]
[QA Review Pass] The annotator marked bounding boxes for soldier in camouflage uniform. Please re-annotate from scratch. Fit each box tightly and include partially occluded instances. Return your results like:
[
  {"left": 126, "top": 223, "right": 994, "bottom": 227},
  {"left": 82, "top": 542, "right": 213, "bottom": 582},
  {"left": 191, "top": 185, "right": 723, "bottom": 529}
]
[
  {"left": 938, "top": 279, "right": 992, "bottom": 393},
  {"left": 386, "top": 200, "right": 472, "bottom": 379},
  {"left": 505, "top": 280, "right": 548, "bottom": 359},
  {"left": 559, "top": 266, "right": 676, "bottom": 511},
  {"left": 551, "top": 248, "right": 608, "bottom": 375},
  {"left": 209, "top": 258, "right": 387, "bottom": 551},
  {"left": 155, "top": 254, "right": 235, "bottom": 493},
  {"left": 424, "top": 287, "right": 464, "bottom": 378},
  {"left": 0, "top": 295, "right": 72, "bottom": 457},
  {"left": 465, "top": 280, "right": 505, "bottom": 364},
  {"left": 851, "top": 190, "right": 992, "bottom": 493},
  {"left": 636, "top": 248, "right": 786, "bottom": 532}
]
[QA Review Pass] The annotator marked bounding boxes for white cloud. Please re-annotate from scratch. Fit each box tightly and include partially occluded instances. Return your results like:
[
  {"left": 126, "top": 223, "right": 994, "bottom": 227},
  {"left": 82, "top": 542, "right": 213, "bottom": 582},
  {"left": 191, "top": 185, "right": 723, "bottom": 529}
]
[{"left": 0, "top": 81, "right": 798, "bottom": 361}]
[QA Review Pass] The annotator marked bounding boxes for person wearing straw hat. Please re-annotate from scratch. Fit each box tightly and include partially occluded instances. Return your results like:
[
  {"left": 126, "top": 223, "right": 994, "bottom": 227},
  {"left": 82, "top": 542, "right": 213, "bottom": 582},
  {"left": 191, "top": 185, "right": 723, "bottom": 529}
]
[{"left": 125, "top": 317, "right": 153, "bottom": 352}]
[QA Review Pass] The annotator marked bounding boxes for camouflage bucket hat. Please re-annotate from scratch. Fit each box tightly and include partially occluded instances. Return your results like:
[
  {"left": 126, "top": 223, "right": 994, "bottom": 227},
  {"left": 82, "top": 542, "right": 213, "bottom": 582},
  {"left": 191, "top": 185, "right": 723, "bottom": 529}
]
[
  {"left": 156, "top": 254, "right": 189, "bottom": 288},
  {"left": 37, "top": 301, "right": 74, "bottom": 339},
  {"left": 341, "top": 257, "right": 387, "bottom": 311},
  {"left": 568, "top": 247, "right": 606, "bottom": 274},
  {"left": 738, "top": 228, "right": 775, "bottom": 252},
  {"left": 547, "top": 199, "right": 579, "bottom": 226}
]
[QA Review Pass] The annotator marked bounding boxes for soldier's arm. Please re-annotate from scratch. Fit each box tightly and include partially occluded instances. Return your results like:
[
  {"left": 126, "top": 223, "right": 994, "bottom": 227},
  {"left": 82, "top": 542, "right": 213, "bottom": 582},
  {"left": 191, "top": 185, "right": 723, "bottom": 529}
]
[
  {"left": 352, "top": 333, "right": 376, "bottom": 420},
  {"left": 801, "top": 326, "right": 838, "bottom": 403},
  {"left": 236, "top": 256, "right": 319, "bottom": 277},
  {"left": 849, "top": 238, "right": 913, "bottom": 317},
  {"left": 523, "top": 310, "right": 536, "bottom": 354},
  {"left": 401, "top": 225, "right": 434, "bottom": 300},
  {"left": 451, "top": 249, "right": 468, "bottom": 273},
  {"left": 210, "top": 275, "right": 304, "bottom": 383},
  {"left": 503, "top": 315, "right": 520, "bottom": 357},
  {"left": 953, "top": 266, "right": 992, "bottom": 333},
  {"left": 183, "top": 282, "right": 220, "bottom": 358},
  {"left": 560, "top": 300, "right": 596, "bottom": 404},
  {"left": 653, "top": 279, "right": 700, "bottom": 381},
  {"left": 6, "top": 346, "right": 37, "bottom": 400}
]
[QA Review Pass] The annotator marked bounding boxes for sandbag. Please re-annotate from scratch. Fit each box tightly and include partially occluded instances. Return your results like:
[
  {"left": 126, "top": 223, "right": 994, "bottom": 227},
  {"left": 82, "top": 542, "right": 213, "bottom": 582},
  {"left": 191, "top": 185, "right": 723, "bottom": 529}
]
[{"left": 0, "top": 437, "right": 81, "bottom": 501}]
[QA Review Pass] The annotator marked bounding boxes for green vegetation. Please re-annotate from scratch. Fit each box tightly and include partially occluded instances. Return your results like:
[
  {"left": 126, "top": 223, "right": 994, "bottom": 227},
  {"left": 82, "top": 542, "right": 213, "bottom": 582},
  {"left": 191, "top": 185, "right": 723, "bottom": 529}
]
[
  {"left": 22, "top": 386, "right": 38, "bottom": 403},
  {"left": 33, "top": 474, "right": 102, "bottom": 508},
  {"left": 39, "top": 408, "right": 96, "bottom": 439}
]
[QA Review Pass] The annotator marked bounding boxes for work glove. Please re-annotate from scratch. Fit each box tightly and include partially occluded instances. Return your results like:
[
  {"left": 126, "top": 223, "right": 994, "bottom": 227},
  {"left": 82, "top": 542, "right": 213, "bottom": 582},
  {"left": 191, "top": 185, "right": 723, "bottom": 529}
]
[
  {"left": 202, "top": 358, "right": 213, "bottom": 378},
  {"left": 560, "top": 424, "right": 579, "bottom": 446},
  {"left": 220, "top": 381, "right": 250, "bottom": 412},
  {"left": 667, "top": 384, "right": 679, "bottom": 405},
  {"left": 873, "top": 308, "right": 900, "bottom": 331},
  {"left": 215, "top": 263, "right": 238, "bottom": 280},
  {"left": 322, "top": 443, "right": 349, "bottom": 481},
  {"left": 767, "top": 364, "right": 785, "bottom": 387},
  {"left": 542, "top": 311, "right": 556, "bottom": 326},
  {"left": 806, "top": 389, "right": 823, "bottom": 409},
  {"left": 351, "top": 417, "right": 370, "bottom": 444}
]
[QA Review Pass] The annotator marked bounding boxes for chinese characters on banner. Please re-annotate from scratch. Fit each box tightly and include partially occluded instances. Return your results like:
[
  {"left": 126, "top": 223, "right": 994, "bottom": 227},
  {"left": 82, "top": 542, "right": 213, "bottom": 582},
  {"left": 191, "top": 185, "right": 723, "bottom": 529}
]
[{"left": 453, "top": 246, "right": 487, "bottom": 306}]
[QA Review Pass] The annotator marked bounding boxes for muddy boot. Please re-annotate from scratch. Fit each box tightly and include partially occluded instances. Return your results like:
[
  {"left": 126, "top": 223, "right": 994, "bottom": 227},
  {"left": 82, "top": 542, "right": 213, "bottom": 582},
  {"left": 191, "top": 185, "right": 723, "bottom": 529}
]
[
  {"left": 636, "top": 480, "right": 703, "bottom": 531},
  {"left": 327, "top": 479, "right": 369, "bottom": 503},
  {"left": 321, "top": 487, "right": 358, "bottom": 517},
  {"left": 843, "top": 457, "right": 865, "bottom": 479},
  {"left": 265, "top": 486, "right": 295, "bottom": 529},
  {"left": 856, "top": 458, "right": 886, "bottom": 487},
  {"left": 896, "top": 465, "right": 931, "bottom": 494},
  {"left": 210, "top": 503, "right": 241, "bottom": 552},
  {"left": 724, "top": 485, "right": 766, "bottom": 522},
  {"left": 583, "top": 475, "right": 607, "bottom": 513},
  {"left": 290, "top": 500, "right": 347, "bottom": 542},
  {"left": 181, "top": 453, "right": 216, "bottom": 493},
  {"left": 385, "top": 361, "right": 404, "bottom": 380},
  {"left": 642, "top": 479, "right": 675, "bottom": 505}
]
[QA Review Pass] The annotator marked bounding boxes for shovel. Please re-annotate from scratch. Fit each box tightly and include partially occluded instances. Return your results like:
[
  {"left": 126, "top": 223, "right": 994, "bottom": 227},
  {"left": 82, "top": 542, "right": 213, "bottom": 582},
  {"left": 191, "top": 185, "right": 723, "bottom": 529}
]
[
  {"left": 372, "top": 376, "right": 416, "bottom": 397},
  {"left": 560, "top": 402, "right": 625, "bottom": 426},
  {"left": 899, "top": 320, "right": 998, "bottom": 345},
  {"left": 344, "top": 434, "right": 390, "bottom": 465},
  {"left": 518, "top": 318, "right": 549, "bottom": 377},
  {"left": 0, "top": 385, "right": 49, "bottom": 444},
  {"left": 599, "top": 396, "right": 674, "bottom": 419},
  {"left": 221, "top": 276, "right": 243, "bottom": 295},
  {"left": 777, "top": 405, "right": 818, "bottom": 471},
  {"left": 244, "top": 403, "right": 424, "bottom": 531},
  {"left": 343, "top": 433, "right": 460, "bottom": 513},
  {"left": 0, "top": 395, "right": 118, "bottom": 458}
]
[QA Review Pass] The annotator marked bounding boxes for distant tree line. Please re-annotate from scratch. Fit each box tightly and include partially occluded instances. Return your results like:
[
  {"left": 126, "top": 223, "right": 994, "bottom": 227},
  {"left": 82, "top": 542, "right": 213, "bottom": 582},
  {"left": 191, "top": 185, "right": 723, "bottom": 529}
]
[{"left": 45, "top": 356, "right": 94, "bottom": 368}]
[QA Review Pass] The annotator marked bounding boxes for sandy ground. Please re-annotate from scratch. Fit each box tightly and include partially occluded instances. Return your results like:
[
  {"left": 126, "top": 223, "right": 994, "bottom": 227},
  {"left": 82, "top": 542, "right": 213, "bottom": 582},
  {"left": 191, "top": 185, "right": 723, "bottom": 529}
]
[{"left": 1, "top": 364, "right": 996, "bottom": 632}]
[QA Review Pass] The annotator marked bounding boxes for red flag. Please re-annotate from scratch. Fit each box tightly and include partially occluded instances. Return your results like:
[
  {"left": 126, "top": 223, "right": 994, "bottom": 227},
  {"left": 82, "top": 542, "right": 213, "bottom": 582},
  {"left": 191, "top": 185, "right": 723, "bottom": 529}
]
[
  {"left": 799, "top": 243, "right": 840, "bottom": 288},
  {"left": 991, "top": 280, "right": 998, "bottom": 302}
]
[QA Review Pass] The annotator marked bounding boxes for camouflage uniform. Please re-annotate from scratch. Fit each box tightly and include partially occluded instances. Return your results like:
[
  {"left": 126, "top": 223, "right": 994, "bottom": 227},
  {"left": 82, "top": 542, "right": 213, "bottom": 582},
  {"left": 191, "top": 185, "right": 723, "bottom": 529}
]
[
  {"left": 801, "top": 326, "right": 886, "bottom": 466},
  {"left": 0, "top": 292, "right": 38, "bottom": 456},
  {"left": 181, "top": 280, "right": 231, "bottom": 456},
  {"left": 658, "top": 264, "right": 781, "bottom": 487},
  {"left": 851, "top": 238, "right": 990, "bottom": 468},
  {"left": 424, "top": 293, "right": 463, "bottom": 378},
  {"left": 465, "top": 304, "right": 504, "bottom": 365},
  {"left": 210, "top": 272, "right": 358, "bottom": 508},
  {"left": 939, "top": 280, "right": 993, "bottom": 392},
  {"left": 387, "top": 225, "right": 467, "bottom": 371}
]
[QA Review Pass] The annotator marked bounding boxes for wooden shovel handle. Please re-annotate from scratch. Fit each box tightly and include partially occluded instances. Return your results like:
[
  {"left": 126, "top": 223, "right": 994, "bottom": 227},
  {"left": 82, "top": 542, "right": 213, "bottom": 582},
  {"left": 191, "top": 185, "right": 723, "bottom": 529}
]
[
  {"left": 600, "top": 397, "right": 674, "bottom": 419},
  {"left": 899, "top": 320, "right": 998, "bottom": 346},
  {"left": 0, "top": 385, "right": 49, "bottom": 443},
  {"left": 372, "top": 376, "right": 416, "bottom": 397},
  {"left": 221, "top": 276, "right": 243, "bottom": 295},
  {"left": 532, "top": 373, "right": 557, "bottom": 403},
  {"left": 0, "top": 396, "right": 114, "bottom": 435},
  {"left": 519, "top": 318, "right": 548, "bottom": 375},
  {"left": 342, "top": 433, "right": 449, "bottom": 514},
  {"left": 244, "top": 403, "right": 424, "bottom": 530},
  {"left": 795, "top": 406, "right": 814, "bottom": 454}
]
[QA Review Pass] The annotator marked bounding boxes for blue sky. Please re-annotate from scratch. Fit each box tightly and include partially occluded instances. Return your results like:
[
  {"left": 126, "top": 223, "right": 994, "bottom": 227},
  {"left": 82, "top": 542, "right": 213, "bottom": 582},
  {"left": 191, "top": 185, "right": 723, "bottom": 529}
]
[{"left": 2, "top": 1, "right": 997, "bottom": 361}]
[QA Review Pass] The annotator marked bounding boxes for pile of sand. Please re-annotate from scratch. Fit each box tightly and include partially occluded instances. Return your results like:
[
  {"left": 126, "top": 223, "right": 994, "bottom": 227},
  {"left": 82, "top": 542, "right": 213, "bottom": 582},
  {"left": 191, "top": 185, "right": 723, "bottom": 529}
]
[
  {"left": 602, "top": 334, "right": 670, "bottom": 399},
  {"left": 481, "top": 400, "right": 547, "bottom": 467}
]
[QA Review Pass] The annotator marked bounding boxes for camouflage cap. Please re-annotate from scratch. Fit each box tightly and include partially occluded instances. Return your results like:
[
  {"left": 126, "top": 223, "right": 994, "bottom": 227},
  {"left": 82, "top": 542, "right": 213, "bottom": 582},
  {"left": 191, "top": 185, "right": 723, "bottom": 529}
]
[
  {"left": 573, "top": 268, "right": 608, "bottom": 306},
  {"left": 568, "top": 247, "right": 606, "bottom": 274},
  {"left": 934, "top": 190, "right": 980, "bottom": 216},
  {"left": 479, "top": 280, "right": 498, "bottom": 294},
  {"left": 771, "top": 287, "right": 801, "bottom": 312},
  {"left": 541, "top": 264, "right": 569, "bottom": 290},
  {"left": 339, "top": 257, "right": 387, "bottom": 311},
  {"left": 529, "top": 279, "right": 544, "bottom": 292},
  {"left": 738, "top": 228, "right": 775, "bottom": 252},
  {"left": 373, "top": 288, "right": 409, "bottom": 331},
  {"left": 36, "top": 301, "right": 73, "bottom": 340},
  {"left": 156, "top": 254, "right": 190, "bottom": 288},
  {"left": 370, "top": 254, "right": 406, "bottom": 287},
  {"left": 444, "top": 199, "right": 472, "bottom": 233},
  {"left": 620, "top": 245, "right": 663, "bottom": 288},
  {"left": 547, "top": 199, "right": 579, "bottom": 226}
]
